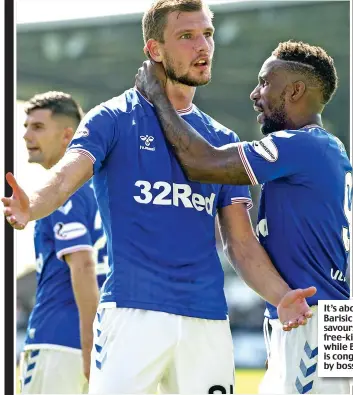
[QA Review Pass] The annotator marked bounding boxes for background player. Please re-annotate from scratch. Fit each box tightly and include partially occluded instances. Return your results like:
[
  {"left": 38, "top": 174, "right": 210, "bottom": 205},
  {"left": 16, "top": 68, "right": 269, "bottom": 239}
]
[
  {"left": 7, "top": 3, "right": 315, "bottom": 394},
  {"left": 135, "top": 40, "right": 352, "bottom": 394},
  {"left": 19, "top": 92, "right": 108, "bottom": 394}
]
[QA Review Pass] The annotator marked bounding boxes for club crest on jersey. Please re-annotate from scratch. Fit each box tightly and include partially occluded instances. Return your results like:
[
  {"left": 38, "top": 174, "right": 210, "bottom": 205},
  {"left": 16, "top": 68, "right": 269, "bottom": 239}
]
[
  {"left": 252, "top": 136, "right": 278, "bottom": 162},
  {"left": 53, "top": 222, "right": 88, "bottom": 240},
  {"left": 140, "top": 135, "right": 155, "bottom": 151}
]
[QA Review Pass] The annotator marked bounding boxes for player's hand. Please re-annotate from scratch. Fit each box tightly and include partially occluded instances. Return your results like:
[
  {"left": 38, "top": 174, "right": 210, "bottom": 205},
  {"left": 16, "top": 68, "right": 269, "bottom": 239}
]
[
  {"left": 2, "top": 172, "right": 30, "bottom": 230},
  {"left": 277, "top": 286, "right": 317, "bottom": 331},
  {"left": 135, "top": 60, "right": 167, "bottom": 101}
]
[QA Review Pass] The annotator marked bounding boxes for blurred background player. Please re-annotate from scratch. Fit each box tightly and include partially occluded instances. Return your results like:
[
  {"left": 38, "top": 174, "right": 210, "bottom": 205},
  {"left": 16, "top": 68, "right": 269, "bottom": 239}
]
[
  {"left": 19, "top": 91, "right": 108, "bottom": 394},
  {"left": 6, "top": 2, "right": 316, "bottom": 394},
  {"left": 135, "top": 40, "right": 352, "bottom": 394}
]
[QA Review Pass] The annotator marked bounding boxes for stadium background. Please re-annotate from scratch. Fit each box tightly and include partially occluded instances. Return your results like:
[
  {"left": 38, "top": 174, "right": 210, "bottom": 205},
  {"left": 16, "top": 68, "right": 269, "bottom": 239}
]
[{"left": 15, "top": 0, "right": 350, "bottom": 393}]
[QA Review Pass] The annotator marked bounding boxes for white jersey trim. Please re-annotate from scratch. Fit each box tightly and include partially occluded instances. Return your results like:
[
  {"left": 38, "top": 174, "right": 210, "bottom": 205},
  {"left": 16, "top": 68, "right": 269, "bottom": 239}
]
[
  {"left": 230, "top": 197, "right": 253, "bottom": 210},
  {"left": 24, "top": 343, "right": 82, "bottom": 355},
  {"left": 237, "top": 144, "right": 259, "bottom": 185},
  {"left": 56, "top": 245, "right": 94, "bottom": 261},
  {"left": 67, "top": 148, "right": 96, "bottom": 164}
]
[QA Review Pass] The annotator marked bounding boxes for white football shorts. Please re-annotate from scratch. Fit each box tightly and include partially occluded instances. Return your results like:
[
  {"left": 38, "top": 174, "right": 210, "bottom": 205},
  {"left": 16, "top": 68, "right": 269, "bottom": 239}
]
[
  {"left": 259, "top": 306, "right": 350, "bottom": 394},
  {"left": 19, "top": 348, "right": 88, "bottom": 394},
  {"left": 89, "top": 306, "right": 235, "bottom": 394}
]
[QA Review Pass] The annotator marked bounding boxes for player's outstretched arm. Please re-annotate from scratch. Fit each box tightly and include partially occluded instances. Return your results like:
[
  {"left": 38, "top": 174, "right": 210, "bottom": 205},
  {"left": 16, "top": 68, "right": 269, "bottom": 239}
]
[
  {"left": 65, "top": 250, "right": 99, "bottom": 381},
  {"left": 218, "top": 203, "right": 316, "bottom": 330},
  {"left": 2, "top": 152, "right": 93, "bottom": 230},
  {"left": 135, "top": 61, "right": 250, "bottom": 185}
]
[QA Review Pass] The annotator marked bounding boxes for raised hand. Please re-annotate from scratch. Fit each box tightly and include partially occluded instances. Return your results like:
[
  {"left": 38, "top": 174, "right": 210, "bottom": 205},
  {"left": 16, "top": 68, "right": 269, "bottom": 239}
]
[
  {"left": 277, "top": 286, "right": 317, "bottom": 331},
  {"left": 2, "top": 172, "right": 30, "bottom": 230},
  {"left": 135, "top": 60, "right": 167, "bottom": 101}
]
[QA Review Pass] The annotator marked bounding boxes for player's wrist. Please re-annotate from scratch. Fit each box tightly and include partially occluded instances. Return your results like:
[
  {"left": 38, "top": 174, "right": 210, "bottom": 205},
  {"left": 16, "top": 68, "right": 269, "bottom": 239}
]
[{"left": 274, "top": 286, "right": 293, "bottom": 307}]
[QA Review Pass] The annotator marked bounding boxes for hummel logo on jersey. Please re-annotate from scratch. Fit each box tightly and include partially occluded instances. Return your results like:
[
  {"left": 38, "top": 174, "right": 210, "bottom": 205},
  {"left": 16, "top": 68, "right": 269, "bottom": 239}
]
[
  {"left": 140, "top": 135, "right": 155, "bottom": 151},
  {"left": 134, "top": 180, "right": 215, "bottom": 216}
]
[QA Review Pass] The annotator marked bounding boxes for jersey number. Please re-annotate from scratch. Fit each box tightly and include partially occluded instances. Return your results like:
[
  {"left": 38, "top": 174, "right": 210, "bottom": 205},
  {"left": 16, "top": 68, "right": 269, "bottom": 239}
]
[
  {"left": 342, "top": 172, "right": 352, "bottom": 252},
  {"left": 93, "top": 211, "right": 109, "bottom": 275}
]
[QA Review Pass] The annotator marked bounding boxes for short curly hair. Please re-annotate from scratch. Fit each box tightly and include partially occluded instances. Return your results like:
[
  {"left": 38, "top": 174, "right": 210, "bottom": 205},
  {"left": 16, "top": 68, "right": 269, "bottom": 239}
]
[
  {"left": 142, "top": 0, "right": 213, "bottom": 44},
  {"left": 272, "top": 40, "right": 338, "bottom": 105},
  {"left": 24, "top": 91, "right": 83, "bottom": 127}
]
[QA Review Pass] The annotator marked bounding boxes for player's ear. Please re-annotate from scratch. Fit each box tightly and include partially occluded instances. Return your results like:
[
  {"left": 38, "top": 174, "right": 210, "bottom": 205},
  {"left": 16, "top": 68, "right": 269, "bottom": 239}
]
[
  {"left": 145, "top": 39, "right": 163, "bottom": 62},
  {"left": 63, "top": 127, "right": 74, "bottom": 145},
  {"left": 290, "top": 80, "right": 306, "bottom": 102}
]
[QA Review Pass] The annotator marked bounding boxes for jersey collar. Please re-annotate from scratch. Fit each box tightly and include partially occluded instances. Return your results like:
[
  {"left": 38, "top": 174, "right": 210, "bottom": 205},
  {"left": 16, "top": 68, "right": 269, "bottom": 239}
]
[{"left": 134, "top": 87, "right": 194, "bottom": 116}]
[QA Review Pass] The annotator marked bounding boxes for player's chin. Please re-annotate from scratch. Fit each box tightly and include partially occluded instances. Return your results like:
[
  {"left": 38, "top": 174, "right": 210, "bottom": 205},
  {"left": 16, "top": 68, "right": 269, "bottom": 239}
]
[
  {"left": 194, "top": 75, "right": 212, "bottom": 86},
  {"left": 260, "top": 120, "right": 276, "bottom": 136},
  {"left": 27, "top": 155, "right": 40, "bottom": 164},
  {"left": 27, "top": 153, "right": 44, "bottom": 165}
]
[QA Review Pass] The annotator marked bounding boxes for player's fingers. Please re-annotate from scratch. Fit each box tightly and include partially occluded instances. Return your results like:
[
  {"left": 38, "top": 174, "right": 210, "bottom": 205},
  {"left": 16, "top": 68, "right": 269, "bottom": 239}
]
[
  {"left": 6, "top": 172, "right": 28, "bottom": 206},
  {"left": 6, "top": 215, "right": 18, "bottom": 225},
  {"left": 1, "top": 197, "right": 12, "bottom": 206},
  {"left": 282, "top": 323, "right": 292, "bottom": 331},
  {"left": 288, "top": 320, "right": 299, "bottom": 329},
  {"left": 3, "top": 207, "right": 13, "bottom": 216},
  {"left": 5, "top": 172, "right": 19, "bottom": 193},
  {"left": 301, "top": 286, "right": 317, "bottom": 298},
  {"left": 304, "top": 310, "right": 313, "bottom": 319},
  {"left": 7, "top": 216, "right": 25, "bottom": 229},
  {"left": 297, "top": 316, "right": 308, "bottom": 326}
]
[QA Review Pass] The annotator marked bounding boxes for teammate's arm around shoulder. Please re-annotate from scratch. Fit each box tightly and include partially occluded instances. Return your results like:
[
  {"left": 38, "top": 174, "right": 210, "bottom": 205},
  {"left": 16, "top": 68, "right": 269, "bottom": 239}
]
[
  {"left": 144, "top": 92, "right": 250, "bottom": 185},
  {"left": 65, "top": 250, "right": 99, "bottom": 381},
  {"left": 135, "top": 61, "right": 250, "bottom": 185},
  {"left": 2, "top": 152, "right": 93, "bottom": 230},
  {"left": 218, "top": 203, "right": 316, "bottom": 330}
]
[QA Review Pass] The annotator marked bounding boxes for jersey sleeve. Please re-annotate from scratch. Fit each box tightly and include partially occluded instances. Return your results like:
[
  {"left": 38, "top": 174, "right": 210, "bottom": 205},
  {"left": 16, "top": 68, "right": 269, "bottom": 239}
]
[
  {"left": 67, "top": 105, "right": 119, "bottom": 174},
  {"left": 49, "top": 189, "right": 93, "bottom": 261},
  {"left": 218, "top": 131, "right": 253, "bottom": 210},
  {"left": 237, "top": 130, "right": 324, "bottom": 184}
]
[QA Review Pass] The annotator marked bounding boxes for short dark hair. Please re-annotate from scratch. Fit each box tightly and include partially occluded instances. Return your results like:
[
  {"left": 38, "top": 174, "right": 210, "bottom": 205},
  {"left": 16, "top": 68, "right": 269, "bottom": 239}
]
[
  {"left": 142, "top": 0, "right": 213, "bottom": 44},
  {"left": 272, "top": 40, "right": 338, "bottom": 105},
  {"left": 24, "top": 91, "right": 83, "bottom": 127}
]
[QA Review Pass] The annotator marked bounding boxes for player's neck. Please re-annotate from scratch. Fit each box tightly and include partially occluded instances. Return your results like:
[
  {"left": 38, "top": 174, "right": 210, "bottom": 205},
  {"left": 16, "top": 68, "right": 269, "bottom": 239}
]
[
  {"left": 45, "top": 152, "right": 66, "bottom": 170},
  {"left": 292, "top": 113, "right": 323, "bottom": 130},
  {"left": 165, "top": 82, "right": 195, "bottom": 111}
]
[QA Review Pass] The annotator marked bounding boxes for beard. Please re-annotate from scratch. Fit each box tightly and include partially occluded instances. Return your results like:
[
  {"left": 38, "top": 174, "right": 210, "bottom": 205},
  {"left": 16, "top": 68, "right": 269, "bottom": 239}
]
[
  {"left": 260, "top": 92, "right": 289, "bottom": 136},
  {"left": 164, "top": 53, "right": 211, "bottom": 87}
]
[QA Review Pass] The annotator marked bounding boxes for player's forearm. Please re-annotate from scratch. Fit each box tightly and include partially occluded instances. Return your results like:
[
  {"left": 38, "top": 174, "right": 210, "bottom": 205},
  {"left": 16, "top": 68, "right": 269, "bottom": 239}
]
[
  {"left": 152, "top": 93, "right": 249, "bottom": 185},
  {"left": 29, "top": 170, "right": 73, "bottom": 221},
  {"left": 69, "top": 260, "right": 99, "bottom": 350},
  {"left": 29, "top": 152, "right": 93, "bottom": 221},
  {"left": 225, "top": 237, "right": 292, "bottom": 306}
]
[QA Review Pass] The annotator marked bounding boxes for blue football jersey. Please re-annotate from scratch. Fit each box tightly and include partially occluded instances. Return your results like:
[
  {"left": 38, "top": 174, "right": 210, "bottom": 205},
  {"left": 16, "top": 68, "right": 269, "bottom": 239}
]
[
  {"left": 67, "top": 88, "right": 252, "bottom": 320},
  {"left": 238, "top": 126, "right": 352, "bottom": 318},
  {"left": 24, "top": 182, "right": 108, "bottom": 351}
]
